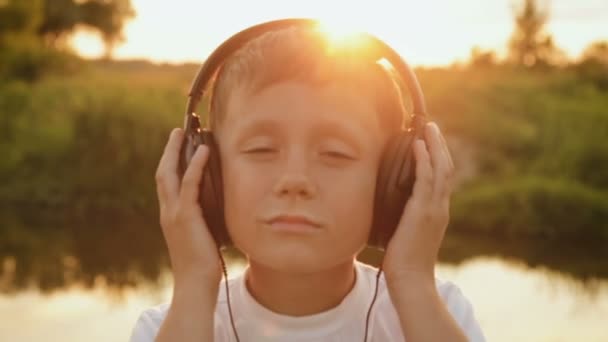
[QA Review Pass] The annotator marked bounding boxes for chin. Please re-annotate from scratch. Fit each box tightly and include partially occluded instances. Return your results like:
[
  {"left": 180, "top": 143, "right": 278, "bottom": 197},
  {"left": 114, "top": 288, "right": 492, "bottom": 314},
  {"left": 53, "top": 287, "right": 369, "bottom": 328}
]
[
  {"left": 242, "top": 240, "right": 360, "bottom": 274},
  {"left": 251, "top": 243, "right": 326, "bottom": 273}
]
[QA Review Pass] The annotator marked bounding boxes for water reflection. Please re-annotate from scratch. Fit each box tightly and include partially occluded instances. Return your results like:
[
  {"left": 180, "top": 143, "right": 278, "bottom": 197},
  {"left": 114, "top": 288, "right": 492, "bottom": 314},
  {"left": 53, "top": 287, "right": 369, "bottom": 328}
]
[
  {"left": 1, "top": 207, "right": 607, "bottom": 294},
  {"left": 1, "top": 212, "right": 607, "bottom": 341},
  {"left": 1, "top": 257, "right": 607, "bottom": 342},
  {"left": 0, "top": 208, "right": 168, "bottom": 294}
]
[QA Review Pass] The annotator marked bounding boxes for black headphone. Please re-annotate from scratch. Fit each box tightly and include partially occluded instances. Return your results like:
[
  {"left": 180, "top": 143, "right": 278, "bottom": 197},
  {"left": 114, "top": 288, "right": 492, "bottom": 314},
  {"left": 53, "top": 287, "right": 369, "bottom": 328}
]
[{"left": 179, "top": 18, "right": 429, "bottom": 252}]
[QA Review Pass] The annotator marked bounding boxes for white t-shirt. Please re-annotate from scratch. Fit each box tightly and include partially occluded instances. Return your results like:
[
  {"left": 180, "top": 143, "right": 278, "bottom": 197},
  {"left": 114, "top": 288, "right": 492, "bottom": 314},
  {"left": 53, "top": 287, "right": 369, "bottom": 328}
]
[{"left": 130, "top": 261, "right": 486, "bottom": 341}]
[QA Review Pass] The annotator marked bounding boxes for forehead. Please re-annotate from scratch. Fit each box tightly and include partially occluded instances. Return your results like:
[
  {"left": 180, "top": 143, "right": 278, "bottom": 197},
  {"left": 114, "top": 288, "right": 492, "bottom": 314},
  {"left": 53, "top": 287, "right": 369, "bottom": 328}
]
[{"left": 219, "top": 81, "right": 383, "bottom": 140}]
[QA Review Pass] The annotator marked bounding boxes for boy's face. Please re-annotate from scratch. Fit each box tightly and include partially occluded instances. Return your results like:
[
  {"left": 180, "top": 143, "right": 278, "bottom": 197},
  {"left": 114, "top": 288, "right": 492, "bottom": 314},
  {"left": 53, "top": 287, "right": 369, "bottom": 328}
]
[{"left": 216, "top": 81, "right": 386, "bottom": 272}]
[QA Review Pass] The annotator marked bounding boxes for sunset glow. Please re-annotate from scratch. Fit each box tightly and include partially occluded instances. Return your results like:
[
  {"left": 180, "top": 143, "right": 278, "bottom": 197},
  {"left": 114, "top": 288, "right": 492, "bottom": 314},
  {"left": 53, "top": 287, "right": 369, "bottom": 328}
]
[{"left": 70, "top": 0, "right": 608, "bottom": 67}]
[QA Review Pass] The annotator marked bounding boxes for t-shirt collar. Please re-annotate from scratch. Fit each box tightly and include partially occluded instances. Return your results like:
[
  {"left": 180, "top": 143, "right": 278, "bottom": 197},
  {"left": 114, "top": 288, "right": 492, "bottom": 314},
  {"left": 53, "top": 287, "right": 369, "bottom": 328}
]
[{"left": 237, "top": 261, "right": 371, "bottom": 337}]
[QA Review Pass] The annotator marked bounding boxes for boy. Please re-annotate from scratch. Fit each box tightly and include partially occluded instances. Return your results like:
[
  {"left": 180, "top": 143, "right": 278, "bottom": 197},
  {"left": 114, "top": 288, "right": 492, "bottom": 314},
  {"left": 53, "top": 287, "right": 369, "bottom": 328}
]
[{"left": 131, "top": 26, "right": 485, "bottom": 341}]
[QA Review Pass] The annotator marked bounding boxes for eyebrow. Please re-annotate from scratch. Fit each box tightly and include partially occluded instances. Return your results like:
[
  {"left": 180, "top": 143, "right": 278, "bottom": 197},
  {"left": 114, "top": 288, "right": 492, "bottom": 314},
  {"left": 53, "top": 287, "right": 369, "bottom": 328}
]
[
  {"left": 311, "top": 118, "right": 366, "bottom": 149},
  {"left": 234, "top": 118, "right": 281, "bottom": 141},
  {"left": 234, "top": 116, "right": 367, "bottom": 149}
]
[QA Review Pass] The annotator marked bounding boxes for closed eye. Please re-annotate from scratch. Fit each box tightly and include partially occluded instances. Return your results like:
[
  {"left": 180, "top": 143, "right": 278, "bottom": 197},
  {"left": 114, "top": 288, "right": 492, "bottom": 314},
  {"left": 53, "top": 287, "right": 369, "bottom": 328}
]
[
  {"left": 244, "top": 147, "right": 276, "bottom": 154},
  {"left": 322, "top": 151, "right": 355, "bottom": 160}
]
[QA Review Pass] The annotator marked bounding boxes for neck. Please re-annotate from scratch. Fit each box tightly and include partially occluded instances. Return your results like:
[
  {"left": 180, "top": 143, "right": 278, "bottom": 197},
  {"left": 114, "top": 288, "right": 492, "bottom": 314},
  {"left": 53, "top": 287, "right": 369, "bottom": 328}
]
[{"left": 244, "top": 258, "right": 357, "bottom": 316}]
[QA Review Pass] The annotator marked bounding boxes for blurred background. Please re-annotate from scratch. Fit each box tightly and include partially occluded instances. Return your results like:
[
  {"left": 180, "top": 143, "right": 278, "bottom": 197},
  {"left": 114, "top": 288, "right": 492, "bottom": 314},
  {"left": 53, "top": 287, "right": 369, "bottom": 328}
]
[{"left": 0, "top": 0, "right": 607, "bottom": 341}]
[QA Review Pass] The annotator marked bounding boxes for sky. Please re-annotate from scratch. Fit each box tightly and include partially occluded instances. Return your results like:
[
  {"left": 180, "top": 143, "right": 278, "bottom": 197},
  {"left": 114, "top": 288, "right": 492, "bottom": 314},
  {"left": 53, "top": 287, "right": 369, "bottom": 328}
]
[{"left": 71, "top": 0, "right": 608, "bottom": 67}]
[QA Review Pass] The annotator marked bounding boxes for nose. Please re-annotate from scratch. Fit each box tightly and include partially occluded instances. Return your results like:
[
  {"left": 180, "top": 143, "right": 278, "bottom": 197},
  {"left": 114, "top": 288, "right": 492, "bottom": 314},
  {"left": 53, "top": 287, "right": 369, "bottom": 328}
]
[{"left": 272, "top": 153, "right": 317, "bottom": 199}]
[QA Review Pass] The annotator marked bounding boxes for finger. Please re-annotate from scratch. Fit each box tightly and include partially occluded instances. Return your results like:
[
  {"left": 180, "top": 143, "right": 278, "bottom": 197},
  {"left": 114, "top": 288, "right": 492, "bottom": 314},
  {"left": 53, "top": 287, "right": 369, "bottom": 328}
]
[
  {"left": 438, "top": 129, "right": 454, "bottom": 171},
  {"left": 425, "top": 122, "right": 450, "bottom": 198},
  {"left": 156, "top": 128, "right": 184, "bottom": 206},
  {"left": 179, "top": 144, "right": 210, "bottom": 206},
  {"left": 436, "top": 127, "right": 455, "bottom": 199},
  {"left": 411, "top": 138, "right": 433, "bottom": 203}
]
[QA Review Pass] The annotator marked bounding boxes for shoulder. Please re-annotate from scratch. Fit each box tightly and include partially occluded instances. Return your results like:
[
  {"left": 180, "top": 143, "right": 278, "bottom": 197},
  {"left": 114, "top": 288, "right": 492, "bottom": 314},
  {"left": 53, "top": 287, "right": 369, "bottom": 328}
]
[
  {"left": 435, "top": 277, "right": 476, "bottom": 317},
  {"left": 354, "top": 261, "right": 486, "bottom": 342},
  {"left": 355, "top": 260, "right": 478, "bottom": 316},
  {"left": 129, "top": 302, "right": 170, "bottom": 342},
  {"left": 435, "top": 277, "right": 487, "bottom": 341},
  {"left": 128, "top": 277, "right": 239, "bottom": 342}
]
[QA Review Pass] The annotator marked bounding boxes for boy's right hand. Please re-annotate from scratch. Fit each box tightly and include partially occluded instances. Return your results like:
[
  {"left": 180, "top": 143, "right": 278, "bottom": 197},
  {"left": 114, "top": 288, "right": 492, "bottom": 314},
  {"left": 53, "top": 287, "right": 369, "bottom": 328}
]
[{"left": 155, "top": 128, "right": 222, "bottom": 288}]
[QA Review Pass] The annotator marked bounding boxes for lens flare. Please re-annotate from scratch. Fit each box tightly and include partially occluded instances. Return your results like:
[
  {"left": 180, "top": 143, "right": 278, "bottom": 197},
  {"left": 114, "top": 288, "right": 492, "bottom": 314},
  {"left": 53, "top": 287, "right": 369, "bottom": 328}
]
[{"left": 314, "top": 18, "right": 372, "bottom": 50}]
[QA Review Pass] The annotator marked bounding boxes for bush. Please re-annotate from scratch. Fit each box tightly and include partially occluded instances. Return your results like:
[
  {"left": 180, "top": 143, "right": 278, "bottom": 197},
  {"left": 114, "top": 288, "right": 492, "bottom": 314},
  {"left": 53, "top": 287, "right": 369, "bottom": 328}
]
[
  {"left": 0, "top": 34, "right": 81, "bottom": 82},
  {"left": 451, "top": 176, "right": 608, "bottom": 240},
  {"left": 0, "top": 65, "right": 187, "bottom": 211}
]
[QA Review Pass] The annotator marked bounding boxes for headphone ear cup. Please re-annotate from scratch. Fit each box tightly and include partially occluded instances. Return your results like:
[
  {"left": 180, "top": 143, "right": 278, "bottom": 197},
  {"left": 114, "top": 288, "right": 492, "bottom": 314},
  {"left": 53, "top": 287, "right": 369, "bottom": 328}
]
[
  {"left": 199, "top": 130, "right": 231, "bottom": 248},
  {"left": 370, "top": 131, "right": 418, "bottom": 249}
]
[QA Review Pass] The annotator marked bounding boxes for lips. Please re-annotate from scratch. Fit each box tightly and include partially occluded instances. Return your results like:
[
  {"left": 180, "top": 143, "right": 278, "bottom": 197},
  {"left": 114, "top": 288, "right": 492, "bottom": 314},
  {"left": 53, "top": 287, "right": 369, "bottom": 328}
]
[
  {"left": 269, "top": 215, "right": 320, "bottom": 226},
  {"left": 265, "top": 214, "right": 322, "bottom": 233}
]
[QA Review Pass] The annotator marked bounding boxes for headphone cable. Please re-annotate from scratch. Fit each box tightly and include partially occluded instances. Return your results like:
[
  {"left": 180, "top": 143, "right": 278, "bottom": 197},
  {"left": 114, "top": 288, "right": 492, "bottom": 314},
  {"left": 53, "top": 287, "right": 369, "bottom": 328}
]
[
  {"left": 219, "top": 251, "right": 241, "bottom": 342},
  {"left": 364, "top": 261, "right": 383, "bottom": 342}
]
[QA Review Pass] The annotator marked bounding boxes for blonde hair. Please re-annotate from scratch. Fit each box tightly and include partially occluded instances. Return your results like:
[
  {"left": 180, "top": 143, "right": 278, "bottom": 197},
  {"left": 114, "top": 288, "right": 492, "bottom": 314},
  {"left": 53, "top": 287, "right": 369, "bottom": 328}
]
[{"left": 208, "top": 26, "right": 407, "bottom": 135}]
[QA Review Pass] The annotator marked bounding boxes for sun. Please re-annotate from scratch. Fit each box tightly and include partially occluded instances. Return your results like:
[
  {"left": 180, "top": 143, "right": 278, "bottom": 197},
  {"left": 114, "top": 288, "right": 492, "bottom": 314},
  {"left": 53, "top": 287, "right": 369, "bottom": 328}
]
[
  {"left": 316, "top": 18, "right": 360, "bottom": 40},
  {"left": 306, "top": 16, "right": 384, "bottom": 61},
  {"left": 314, "top": 17, "right": 371, "bottom": 48}
]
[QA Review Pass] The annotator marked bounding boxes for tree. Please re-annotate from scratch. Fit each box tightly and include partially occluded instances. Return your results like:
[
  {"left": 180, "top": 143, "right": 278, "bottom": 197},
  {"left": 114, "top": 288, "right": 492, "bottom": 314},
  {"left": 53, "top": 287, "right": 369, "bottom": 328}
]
[
  {"left": 581, "top": 41, "right": 608, "bottom": 65},
  {"left": 576, "top": 40, "right": 608, "bottom": 90},
  {"left": 469, "top": 46, "right": 498, "bottom": 68},
  {"left": 80, "top": 0, "right": 135, "bottom": 56},
  {"left": 0, "top": 0, "right": 134, "bottom": 80},
  {"left": 507, "top": 0, "right": 564, "bottom": 67},
  {"left": 0, "top": 0, "right": 134, "bottom": 53},
  {"left": 0, "top": 0, "right": 44, "bottom": 35},
  {"left": 38, "top": 0, "right": 135, "bottom": 56}
]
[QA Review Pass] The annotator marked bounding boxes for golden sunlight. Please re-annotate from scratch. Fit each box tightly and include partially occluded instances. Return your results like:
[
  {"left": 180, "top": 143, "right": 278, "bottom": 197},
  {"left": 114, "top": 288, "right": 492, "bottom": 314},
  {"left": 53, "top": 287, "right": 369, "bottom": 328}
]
[
  {"left": 71, "top": 0, "right": 608, "bottom": 66},
  {"left": 69, "top": 0, "right": 486, "bottom": 66},
  {"left": 314, "top": 18, "right": 377, "bottom": 57},
  {"left": 315, "top": 17, "right": 364, "bottom": 44},
  {"left": 70, "top": 29, "right": 105, "bottom": 58}
]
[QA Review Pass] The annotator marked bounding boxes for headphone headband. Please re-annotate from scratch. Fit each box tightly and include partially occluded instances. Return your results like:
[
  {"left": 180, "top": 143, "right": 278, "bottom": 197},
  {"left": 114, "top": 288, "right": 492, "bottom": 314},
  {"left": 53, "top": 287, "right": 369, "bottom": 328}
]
[{"left": 184, "top": 18, "right": 428, "bottom": 134}]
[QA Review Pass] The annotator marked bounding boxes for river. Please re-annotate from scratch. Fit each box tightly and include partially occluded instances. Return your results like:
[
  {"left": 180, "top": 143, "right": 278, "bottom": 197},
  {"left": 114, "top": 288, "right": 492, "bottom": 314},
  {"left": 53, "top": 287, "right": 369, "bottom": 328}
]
[{"left": 1, "top": 255, "right": 606, "bottom": 341}]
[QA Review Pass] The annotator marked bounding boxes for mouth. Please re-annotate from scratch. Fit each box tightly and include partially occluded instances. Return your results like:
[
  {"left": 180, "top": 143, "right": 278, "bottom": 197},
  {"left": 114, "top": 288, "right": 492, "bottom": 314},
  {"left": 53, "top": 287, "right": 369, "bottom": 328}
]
[{"left": 265, "top": 214, "right": 322, "bottom": 234}]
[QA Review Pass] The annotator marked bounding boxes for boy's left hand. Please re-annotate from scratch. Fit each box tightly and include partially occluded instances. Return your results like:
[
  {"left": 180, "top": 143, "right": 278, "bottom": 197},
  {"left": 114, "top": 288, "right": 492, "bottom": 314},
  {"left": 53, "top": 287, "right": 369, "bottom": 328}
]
[{"left": 382, "top": 121, "right": 455, "bottom": 287}]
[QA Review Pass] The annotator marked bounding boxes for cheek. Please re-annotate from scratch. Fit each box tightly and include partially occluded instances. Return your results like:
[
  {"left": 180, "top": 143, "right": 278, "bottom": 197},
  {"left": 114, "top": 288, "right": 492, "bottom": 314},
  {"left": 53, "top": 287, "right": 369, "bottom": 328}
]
[
  {"left": 322, "top": 165, "right": 378, "bottom": 242},
  {"left": 221, "top": 158, "right": 270, "bottom": 234}
]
